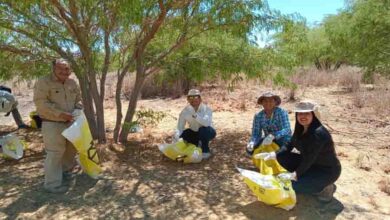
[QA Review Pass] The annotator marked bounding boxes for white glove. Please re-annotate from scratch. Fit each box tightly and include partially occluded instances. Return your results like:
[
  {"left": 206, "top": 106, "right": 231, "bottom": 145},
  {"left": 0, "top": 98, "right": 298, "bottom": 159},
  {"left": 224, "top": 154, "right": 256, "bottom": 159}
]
[
  {"left": 253, "top": 152, "right": 276, "bottom": 161},
  {"left": 72, "top": 109, "right": 83, "bottom": 117},
  {"left": 246, "top": 141, "right": 255, "bottom": 152},
  {"left": 173, "top": 130, "right": 181, "bottom": 142},
  {"left": 261, "top": 134, "right": 274, "bottom": 146},
  {"left": 278, "top": 172, "right": 297, "bottom": 181}
]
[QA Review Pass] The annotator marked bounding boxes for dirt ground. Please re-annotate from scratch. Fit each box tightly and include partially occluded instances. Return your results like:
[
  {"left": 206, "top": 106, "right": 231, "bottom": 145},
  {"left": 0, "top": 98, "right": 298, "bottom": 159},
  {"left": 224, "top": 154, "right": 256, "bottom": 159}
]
[{"left": 1, "top": 79, "right": 390, "bottom": 220}]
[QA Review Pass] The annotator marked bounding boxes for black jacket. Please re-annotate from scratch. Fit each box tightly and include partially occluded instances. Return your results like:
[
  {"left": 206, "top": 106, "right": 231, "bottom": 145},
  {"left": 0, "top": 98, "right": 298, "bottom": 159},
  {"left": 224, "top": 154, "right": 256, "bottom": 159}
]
[{"left": 281, "top": 125, "right": 341, "bottom": 177}]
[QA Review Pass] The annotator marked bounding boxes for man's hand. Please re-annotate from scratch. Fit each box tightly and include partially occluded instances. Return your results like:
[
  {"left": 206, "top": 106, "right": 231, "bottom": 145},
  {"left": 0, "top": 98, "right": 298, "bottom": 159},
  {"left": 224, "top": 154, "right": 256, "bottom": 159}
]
[
  {"left": 261, "top": 134, "right": 274, "bottom": 146},
  {"left": 253, "top": 152, "right": 276, "bottom": 161},
  {"left": 59, "top": 112, "right": 74, "bottom": 122}
]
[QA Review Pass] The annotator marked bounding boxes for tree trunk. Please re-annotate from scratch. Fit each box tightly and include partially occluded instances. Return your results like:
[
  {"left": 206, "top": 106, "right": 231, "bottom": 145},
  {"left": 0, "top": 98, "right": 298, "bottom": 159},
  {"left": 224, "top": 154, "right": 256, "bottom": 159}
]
[
  {"left": 119, "top": 67, "right": 145, "bottom": 143},
  {"left": 113, "top": 71, "right": 126, "bottom": 142},
  {"left": 78, "top": 75, "right": 98, "bottom": 139}
]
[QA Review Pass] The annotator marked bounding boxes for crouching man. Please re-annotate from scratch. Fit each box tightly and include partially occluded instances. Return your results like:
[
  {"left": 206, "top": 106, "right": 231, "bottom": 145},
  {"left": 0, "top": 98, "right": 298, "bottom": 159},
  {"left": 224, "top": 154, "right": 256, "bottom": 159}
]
[{"left": 174, "top": 89, "right": 216, "bottom": 160}]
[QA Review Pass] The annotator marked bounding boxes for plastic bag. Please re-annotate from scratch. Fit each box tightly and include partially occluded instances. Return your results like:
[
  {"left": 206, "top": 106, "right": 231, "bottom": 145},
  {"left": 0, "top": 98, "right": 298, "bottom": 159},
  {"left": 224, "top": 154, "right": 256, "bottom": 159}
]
[
  {"left": 62, "top": 112, "right": 102, "bottom": 179},
  {"left": 0, "top": 134, "right": 24, "bottom": 160},
  {"left": 237, "top": 167, "right": 296, "bottom": 210},
  {"left": 158, "top": 139, "right": 202, "bottom": 163},
  {"left": 252, "top": 142, "right": 287, "bottom": 175}
]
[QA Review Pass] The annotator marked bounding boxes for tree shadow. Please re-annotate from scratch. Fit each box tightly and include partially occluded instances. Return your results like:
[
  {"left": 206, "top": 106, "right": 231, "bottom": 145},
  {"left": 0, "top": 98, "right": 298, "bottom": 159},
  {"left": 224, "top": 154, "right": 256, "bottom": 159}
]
[
  {"left": 0, "top": 129, "right": 345, "bottom": 219},
  {"left": 238, "top": 194, "right": 344, "bottom": 220}
]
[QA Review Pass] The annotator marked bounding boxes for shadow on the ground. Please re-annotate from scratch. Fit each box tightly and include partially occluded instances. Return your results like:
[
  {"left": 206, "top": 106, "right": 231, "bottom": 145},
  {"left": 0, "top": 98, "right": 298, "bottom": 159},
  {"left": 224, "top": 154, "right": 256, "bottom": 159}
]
[{"left": 0, "top": 129, "right": 344, "bottom": 219}]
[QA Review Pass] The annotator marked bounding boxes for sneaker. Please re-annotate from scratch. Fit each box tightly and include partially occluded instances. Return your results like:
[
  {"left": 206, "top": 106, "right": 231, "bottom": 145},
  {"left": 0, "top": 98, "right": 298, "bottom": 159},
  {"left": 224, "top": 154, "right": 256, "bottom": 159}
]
[
  {"left": 316, "top": 184, "right": 337, "bottom": 203},
  {"left": 202, "top": 152, "right": 211, "bottom": 160},
  {"left": 44, "top": 185, "right": 68, "bottom": 194}
]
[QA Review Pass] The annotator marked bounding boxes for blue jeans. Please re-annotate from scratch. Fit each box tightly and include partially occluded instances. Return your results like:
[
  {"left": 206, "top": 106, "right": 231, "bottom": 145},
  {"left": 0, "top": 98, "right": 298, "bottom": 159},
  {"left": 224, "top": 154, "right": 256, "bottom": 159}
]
[
  {"left": 277, "top": 152, "right": 341, "bottom": 194},
  {"left": 180, "top": 127, "right": 216, "bottom": 153}
]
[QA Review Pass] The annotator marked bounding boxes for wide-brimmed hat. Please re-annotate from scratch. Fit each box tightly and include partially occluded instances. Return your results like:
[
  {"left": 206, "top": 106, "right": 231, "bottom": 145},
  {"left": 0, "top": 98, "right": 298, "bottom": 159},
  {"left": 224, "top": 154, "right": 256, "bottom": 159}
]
[
  {"left": 294, "top": 100, "right": 321, "bottom": 120},
  {"left": 187, "top": 89, "right": 201, "bottom": 96},
  {"left": 257, "top": 91, "right": 281, "bottom": 106}
]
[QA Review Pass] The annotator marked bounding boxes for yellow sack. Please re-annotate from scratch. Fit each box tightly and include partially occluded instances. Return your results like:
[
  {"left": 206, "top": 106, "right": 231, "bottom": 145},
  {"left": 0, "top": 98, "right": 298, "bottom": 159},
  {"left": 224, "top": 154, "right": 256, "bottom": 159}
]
[
  {"left": 237, "top": 167, "right": 296, "bottom": 211},
  {"left": 0, "top": 134, "right": 25, "bottom": 160},
  {"left": 62, "top": 112, "right": 102, "bottom": 179},
  {"left": 158, "top": 139, "right": 202, "bottom": 163},
  {"left": 252, "top": 142, "right": 287, "bottom": 175}
]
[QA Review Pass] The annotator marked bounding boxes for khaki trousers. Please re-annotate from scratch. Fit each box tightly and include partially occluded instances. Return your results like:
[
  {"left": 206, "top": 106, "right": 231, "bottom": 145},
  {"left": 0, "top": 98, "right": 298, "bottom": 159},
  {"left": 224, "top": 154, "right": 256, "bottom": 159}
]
[{"left": 42, "top": 121, "right": 77, "bottom": 189}]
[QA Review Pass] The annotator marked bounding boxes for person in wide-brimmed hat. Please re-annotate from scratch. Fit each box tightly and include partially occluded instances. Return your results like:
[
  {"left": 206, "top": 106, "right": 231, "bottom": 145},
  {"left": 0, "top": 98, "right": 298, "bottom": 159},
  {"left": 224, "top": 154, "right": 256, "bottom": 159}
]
[
  {"left": 255, "top": 100, "right": 341, "bottom": 202},
  {"left": 246, "top": 91, "right": 292, "bottom": 155},
  {"left": 173, "top": 89, "right": 216, "bottom": 160}
]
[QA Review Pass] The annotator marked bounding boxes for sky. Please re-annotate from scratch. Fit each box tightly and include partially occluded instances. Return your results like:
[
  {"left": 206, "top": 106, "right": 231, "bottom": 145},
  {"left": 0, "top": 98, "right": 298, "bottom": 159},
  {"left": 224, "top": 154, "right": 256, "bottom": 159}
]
[{"left": 256, "top": 0, "right": 345, "bottom": 46}]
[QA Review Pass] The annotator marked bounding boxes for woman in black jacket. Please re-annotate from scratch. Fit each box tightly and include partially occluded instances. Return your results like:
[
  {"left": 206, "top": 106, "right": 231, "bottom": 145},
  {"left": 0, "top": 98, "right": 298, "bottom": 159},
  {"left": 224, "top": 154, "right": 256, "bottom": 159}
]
[{"left": 256, "top": 100, "right": 341, "bottom": 202}]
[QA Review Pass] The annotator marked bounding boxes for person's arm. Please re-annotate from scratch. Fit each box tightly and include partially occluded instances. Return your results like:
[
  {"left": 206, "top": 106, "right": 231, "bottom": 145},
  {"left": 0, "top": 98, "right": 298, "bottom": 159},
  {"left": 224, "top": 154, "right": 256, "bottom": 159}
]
[
  {"left": 276, "top": 140, "right": 294, "bottom": 155},
  {"left": 193, "top": 106, "right": 212, "bottom": 127},
  {"left": 274, "top": 109, "right": 292, "bottom": 139},
  {"left": 176, "top": 110, "right": 187, "bottom": 135},
  {"left": 295, "top": 131, "right": 328, "bottom": 177},
  {"left": 33, "top": 79, "right": 63, "bottom": 118},
  {"left": 250, "top": 112, "right": 263, "bottom": 144}
]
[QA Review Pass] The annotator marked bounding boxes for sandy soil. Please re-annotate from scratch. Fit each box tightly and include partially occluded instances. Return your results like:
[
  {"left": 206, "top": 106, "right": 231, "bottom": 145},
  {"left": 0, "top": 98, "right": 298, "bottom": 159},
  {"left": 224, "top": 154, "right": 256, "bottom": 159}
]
[{"left": 0, "top": 80, "right": 389, "bottom": 220}]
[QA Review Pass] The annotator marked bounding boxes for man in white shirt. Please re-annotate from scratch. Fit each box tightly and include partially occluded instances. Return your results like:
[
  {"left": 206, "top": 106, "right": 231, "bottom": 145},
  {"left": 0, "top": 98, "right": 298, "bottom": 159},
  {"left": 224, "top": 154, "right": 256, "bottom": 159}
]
[{"left": 174, "top": 89, "right": 216, "bottom": 159}]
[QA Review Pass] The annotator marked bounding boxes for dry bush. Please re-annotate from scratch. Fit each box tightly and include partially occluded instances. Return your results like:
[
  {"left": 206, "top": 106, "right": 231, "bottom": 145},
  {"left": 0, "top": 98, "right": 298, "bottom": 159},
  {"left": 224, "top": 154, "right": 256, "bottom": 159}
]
[
  {"left": 290, "top": 67, "right": 337, "bottom": 88},
  {"left": 141, "top": 74, "right": 192, "bottom": 99},
  {"left": 378, "top": 178, "right": 390, "bottom": 195},
  {"left": 352, "top": 88, "right": 390, "bottom": 115},
  {"left": 336, "top": 67, "right": 362, "bottom": 92}
]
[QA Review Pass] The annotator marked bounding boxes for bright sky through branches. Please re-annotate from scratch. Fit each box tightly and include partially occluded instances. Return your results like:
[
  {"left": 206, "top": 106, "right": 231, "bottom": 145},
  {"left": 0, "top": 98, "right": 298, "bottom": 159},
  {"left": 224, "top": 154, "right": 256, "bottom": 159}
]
[{"left": 256, "top": 0, "right": 345, "bottom": 46}]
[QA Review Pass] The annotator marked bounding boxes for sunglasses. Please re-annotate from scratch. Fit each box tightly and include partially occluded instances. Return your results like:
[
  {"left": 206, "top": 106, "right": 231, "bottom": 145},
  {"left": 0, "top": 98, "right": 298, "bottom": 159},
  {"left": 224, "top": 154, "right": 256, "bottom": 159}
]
[{"left": 188, "top": 96, "right": 200, "bottom": 100}]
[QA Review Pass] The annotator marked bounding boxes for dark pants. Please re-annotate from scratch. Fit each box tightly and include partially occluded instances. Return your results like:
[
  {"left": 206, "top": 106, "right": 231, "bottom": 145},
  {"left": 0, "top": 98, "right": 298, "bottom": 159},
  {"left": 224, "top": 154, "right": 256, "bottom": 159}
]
[
  {"left": 180, "top": 127, "right": 216, "bottom": 153},
  {"left": 277, "top": 152, "right": 341, "bottom": 194}
]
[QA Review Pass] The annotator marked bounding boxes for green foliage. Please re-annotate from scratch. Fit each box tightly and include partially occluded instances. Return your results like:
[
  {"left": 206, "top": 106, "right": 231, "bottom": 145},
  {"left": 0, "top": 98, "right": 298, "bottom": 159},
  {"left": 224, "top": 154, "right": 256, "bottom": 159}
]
[{"left": 123, "top": 108, "right": 167, "bottom": 132}]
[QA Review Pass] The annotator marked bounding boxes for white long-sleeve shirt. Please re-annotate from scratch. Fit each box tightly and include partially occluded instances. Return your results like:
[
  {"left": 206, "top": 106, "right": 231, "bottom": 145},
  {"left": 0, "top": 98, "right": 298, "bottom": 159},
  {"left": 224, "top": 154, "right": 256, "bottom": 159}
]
[{"left": 177, "top": 103, "right": 213, "bottom": 134}]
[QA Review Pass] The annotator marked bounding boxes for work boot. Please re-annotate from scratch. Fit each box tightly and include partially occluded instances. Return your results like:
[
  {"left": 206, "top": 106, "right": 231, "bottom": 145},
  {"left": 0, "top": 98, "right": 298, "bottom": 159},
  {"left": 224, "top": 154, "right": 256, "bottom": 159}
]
[
  {"left": 44, "top": 185, "right": 68, "bottom": 194},
  {"left": 316, "top": 184, "right": 336, "bottom": 202}
]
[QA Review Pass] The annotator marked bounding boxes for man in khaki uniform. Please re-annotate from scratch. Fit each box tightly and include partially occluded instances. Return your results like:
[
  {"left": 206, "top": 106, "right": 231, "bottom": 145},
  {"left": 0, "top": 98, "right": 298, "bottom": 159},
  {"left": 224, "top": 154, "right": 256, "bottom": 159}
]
[{"left": 34, "top": 59, "right": 82, "bottom": 193}]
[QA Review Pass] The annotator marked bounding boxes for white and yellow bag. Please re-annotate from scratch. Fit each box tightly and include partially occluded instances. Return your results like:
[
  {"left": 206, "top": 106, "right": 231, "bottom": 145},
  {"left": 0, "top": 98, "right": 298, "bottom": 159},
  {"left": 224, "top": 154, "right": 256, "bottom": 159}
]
[
  {"left": 158, "top": 139, "right": 202, "bottom": 163},
  {"left": 62, "top": 112, "right": 102, "bottom": 179},
  {"left": 237, "top": 167, "right": 296, "bottom": 210},
  {"left": 0, "top": 134, "right": 24, "bottom": 160},
  {"left": 252, "top": 142, "right": 287, "bottom": 175}
]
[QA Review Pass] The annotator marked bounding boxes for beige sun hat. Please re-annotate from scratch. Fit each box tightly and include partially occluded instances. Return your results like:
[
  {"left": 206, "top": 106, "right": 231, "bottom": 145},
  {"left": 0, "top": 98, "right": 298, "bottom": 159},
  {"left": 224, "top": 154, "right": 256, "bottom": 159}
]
[
  {"left": 294, "top": 100, "right": 321, "bottom": 120},
  {"left": 257, "top": 91, "right": 281, "bottom": 106},
  {"left": 187, "top": 89, "right": 201, "bottom": 96}
]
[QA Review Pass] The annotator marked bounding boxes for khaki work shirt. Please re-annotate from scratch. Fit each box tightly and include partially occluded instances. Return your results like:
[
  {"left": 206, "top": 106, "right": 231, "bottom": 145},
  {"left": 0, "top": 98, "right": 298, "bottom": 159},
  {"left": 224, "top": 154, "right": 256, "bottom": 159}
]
[{"left": 33, "top": 74, "right": 82, "bottom": 122}]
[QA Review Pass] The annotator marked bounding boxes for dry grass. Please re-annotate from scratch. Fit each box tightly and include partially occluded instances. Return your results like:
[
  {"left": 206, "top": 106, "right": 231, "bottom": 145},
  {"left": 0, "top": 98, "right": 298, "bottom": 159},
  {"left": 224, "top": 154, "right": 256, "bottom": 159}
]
[{"left": 378, "top": 178, "right": 390, "bottom": 195}]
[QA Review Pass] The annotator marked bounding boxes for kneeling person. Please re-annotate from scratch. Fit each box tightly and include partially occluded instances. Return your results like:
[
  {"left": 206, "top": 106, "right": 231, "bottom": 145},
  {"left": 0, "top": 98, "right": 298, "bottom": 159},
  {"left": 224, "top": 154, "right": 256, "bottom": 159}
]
[{"left": 174, "top": 89, "right": 216, "bottom": 160}]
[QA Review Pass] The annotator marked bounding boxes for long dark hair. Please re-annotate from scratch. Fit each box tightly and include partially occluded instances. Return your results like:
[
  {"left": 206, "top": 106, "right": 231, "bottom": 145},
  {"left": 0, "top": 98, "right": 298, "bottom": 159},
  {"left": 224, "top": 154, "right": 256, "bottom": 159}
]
[
  {"left": 292, "top": 112, "right": 335, "bottom": 149},
  {"left": 292, "top": 112, "right": 322, "bottom": 138}
]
